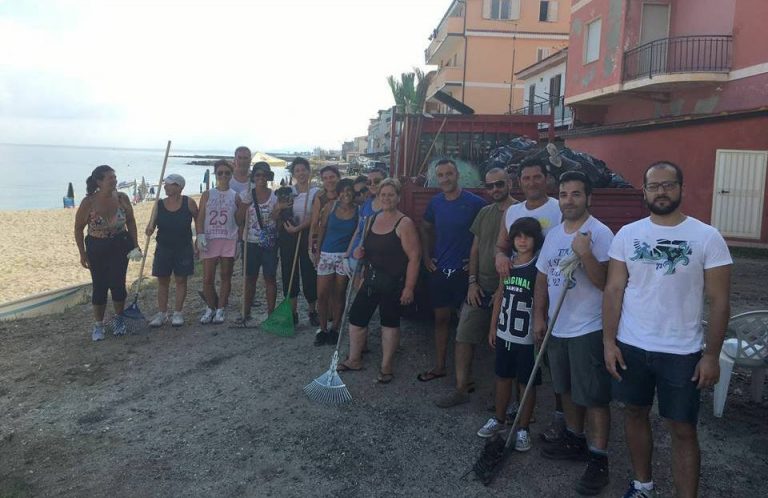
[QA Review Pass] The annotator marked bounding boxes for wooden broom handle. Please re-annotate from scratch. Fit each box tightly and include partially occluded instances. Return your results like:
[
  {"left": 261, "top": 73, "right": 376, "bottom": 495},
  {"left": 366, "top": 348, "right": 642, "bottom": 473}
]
[{"left": 136, "top": 140, "right": 171, "bottom": 295}]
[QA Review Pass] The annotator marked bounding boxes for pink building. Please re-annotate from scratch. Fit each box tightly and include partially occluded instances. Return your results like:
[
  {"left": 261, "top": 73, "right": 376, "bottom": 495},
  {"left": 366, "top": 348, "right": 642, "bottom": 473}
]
[{"left": 563, "top": 0, "right": 768, "bottom": 245}]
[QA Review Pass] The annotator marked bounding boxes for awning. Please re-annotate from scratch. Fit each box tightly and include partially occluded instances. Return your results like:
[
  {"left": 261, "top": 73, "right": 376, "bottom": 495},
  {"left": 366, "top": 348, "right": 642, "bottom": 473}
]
[{"left": 433, "top": 90, "right": 475, "bottom": 115}]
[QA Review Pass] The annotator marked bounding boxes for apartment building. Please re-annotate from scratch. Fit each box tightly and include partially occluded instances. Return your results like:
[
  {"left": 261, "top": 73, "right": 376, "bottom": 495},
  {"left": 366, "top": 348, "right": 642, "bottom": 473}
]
[
  {"left": 424, "top": 0, "right": 571, "bottom": 114},
  {"left": 515, "top": 47, "right": 572, "bottom": 128},
  {"left": 564, "top": 0, "right": 768, "bottom": 245},
  {"left": 367, "top": 108, "right": 393, "bottom": 155}
]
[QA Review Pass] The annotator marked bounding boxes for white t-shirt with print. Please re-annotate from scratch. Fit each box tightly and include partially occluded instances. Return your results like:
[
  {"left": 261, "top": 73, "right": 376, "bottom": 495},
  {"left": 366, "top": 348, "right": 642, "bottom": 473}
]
[
  {"left": 536, "top": 216, "right": 614, "bottom": 338},
  {"left": 505, "top": 197, "right": 562, "bottom": 236},
  {"left": 291, "top": 186, "right": 319, "bottom": 225},
  {"left": 609, "top": 216, "right": 733, "bottom": 355}
]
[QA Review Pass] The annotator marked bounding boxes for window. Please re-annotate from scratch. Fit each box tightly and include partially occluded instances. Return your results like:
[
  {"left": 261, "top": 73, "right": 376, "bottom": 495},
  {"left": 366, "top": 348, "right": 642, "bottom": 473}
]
[
  {"left": 539, "top": 1, "right": 558, "bottom": 22},
  {"left": 537, "top": 47, "right": 550, "bottom": 61},
  {"left": 549, "top": 74, "right": 562, "bottom": 104},
  {"left": 483, "top": 0, "right": 520, "bottom": 20},
  {"left": 585, "top": 18, "right": 601, "bottom": 63},
  {"left": 527, "top": 85, "right": 536, "bottom": 113}
]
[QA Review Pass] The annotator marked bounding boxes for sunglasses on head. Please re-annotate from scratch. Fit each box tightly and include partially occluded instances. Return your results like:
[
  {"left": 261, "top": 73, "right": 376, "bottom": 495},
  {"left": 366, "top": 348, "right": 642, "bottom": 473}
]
[{"left": 484, "top": 180, "right": 506, "bottom": 190}]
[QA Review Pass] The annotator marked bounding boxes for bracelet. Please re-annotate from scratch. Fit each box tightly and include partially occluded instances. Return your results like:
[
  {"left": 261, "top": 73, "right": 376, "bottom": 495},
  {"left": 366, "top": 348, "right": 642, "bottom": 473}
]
[{"left": 468, "top": 275, "right": 477, "bottom": 284}]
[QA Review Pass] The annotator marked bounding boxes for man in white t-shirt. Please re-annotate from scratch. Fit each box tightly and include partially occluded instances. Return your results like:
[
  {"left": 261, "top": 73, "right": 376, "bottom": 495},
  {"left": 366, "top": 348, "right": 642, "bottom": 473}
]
[
  {"left": 230, "top": 146, "right": 252, "bottom": 195},
  {"left": 533, "top": 171, "right": 614, "bottom": 496},
  {"left": 603, "top": 161, "right": 732, "bottom": 498},
  {"left": 494, "top": 159, "right": 565, "bottom": 443}
]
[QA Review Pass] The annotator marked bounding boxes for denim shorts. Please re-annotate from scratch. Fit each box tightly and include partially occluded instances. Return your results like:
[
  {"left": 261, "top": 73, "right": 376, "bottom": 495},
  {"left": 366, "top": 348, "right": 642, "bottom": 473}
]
[
  {"left": 246, "top": 243, "right": 278, "bottom": 278},
  {"left": 152, "top": 242, "right": 194, "bottom": 277},
  {"left": 612, "top": 341, "right": 702, "bottom": 425},
  {"left": 428, "top": 268, "right": 468, "bottom": 309},
  {"left": 547, "top": 331, "right": 612, "bottom": 407}
]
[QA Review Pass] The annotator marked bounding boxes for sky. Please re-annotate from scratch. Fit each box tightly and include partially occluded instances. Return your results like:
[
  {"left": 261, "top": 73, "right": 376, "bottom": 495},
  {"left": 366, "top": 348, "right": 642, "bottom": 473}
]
[{"left": 0, "top": 0, "right": 451, "bottom": 152}]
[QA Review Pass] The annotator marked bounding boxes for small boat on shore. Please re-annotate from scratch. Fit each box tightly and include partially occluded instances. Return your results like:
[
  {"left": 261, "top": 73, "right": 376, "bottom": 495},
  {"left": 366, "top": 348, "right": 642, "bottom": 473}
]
[{"left": 0, "top": 283, "right": 91, "bottom": 322}]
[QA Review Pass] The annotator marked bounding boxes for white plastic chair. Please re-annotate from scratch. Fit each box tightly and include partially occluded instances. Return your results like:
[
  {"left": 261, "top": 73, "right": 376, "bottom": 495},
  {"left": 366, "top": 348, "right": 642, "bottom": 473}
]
[{"left": 712, "top": 310, "right": 768, "bottom": 417}]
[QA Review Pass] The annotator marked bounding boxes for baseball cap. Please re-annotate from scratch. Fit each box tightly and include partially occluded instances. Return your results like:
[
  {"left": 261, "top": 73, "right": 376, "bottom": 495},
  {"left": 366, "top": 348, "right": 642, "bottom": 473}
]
[{"left": 164, "top": 174, "right": 185, "bottom": 189}]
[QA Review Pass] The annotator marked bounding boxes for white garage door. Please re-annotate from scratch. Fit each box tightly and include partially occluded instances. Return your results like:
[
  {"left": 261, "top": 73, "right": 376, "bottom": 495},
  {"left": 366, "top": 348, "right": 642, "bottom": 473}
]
[{"left": 711, "top": 149, "right": 767, "bottom": 239}]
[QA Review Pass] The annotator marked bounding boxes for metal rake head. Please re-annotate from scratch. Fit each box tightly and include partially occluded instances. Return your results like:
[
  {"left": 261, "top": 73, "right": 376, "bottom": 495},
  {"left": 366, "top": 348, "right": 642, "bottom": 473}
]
[
  {"left": 303, "top": 370, "right": 352, "bottom": 405},
  {"left": 107, "top": 302, "right": 146, "bottom": 335}
]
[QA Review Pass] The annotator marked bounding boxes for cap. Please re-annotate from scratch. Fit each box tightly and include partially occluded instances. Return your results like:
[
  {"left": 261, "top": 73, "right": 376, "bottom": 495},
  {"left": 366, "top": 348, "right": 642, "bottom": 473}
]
[{"left": 163, "top": 174, "right": 185, "bottom": 189}]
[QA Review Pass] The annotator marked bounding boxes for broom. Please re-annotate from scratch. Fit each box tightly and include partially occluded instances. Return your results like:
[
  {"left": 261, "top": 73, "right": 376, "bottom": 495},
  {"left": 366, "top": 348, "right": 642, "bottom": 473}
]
[
  {"left": 231, "top": 179, "right": 258, "bottom": 329},
  {"left": 303, "top": 261, "right": 363, "bottom": 405},
  {"left": 114, "top": 140, "right": 171, "bottom": 333},
  {"left": 469, "top": 254, "right": 581, "bottom": 485}
]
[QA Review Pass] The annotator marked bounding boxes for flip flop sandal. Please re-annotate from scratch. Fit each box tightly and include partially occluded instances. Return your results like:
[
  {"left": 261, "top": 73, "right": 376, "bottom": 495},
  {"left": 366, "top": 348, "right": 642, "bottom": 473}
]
[
  {"left": 336, "top": 362, "right": 363, "bottom": 372},
  {"left": 377, "top": 372, "right": 394, "bottom": 384},
  {"left": 416, "top": 370, "right": 447, "bottom": 382}
]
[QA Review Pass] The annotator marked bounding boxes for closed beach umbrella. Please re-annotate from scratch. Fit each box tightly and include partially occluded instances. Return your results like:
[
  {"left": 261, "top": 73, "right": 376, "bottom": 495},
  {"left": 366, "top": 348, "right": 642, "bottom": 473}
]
[
  {"left": 66, "top": 182, "right": 74, "bottom": 198},
  {"left": 203, "top": 169, "right": 210, "bottom": 190}
]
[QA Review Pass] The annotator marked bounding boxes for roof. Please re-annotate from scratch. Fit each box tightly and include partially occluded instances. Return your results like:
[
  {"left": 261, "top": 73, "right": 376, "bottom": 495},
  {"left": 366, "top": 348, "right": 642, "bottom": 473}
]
[{"left": 515, "top": 48, "right": 568, "bottom": 80}]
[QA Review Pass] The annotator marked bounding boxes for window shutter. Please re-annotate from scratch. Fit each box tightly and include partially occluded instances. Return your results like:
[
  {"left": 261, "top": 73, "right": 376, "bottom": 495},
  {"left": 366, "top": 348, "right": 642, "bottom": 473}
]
[
  {"left": 510, "top": 0, "right": 521, "bottom": 20},
  {"left": 482, "top": 0, "right": 491, "bottom": 19},
  {"left": 548, "top": 1, "right": 559, "bottom": 22}
]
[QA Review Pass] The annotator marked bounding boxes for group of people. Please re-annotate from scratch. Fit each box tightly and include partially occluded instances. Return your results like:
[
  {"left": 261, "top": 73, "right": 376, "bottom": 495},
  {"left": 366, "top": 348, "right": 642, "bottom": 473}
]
[{"left": 74, "top": 149, "right": 732, "bottom": 498}]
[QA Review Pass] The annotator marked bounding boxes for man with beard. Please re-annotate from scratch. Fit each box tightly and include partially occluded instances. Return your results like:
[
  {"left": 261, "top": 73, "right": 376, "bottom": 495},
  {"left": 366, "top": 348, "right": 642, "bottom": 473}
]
[
  {"left": 230, "top": 146, "right": 252, "bottom": 195},
  {"left": 603, "top": 161, "right": 731, "bottom": 498},
  {"left": 418, "top": 159, "right": 486, "bottom": 382},
  {"left": 534, "top": 171, "right": 614, "bottom": 496},
  {"left": 435, "top": 168, "right": 516, "bottom": 407}
]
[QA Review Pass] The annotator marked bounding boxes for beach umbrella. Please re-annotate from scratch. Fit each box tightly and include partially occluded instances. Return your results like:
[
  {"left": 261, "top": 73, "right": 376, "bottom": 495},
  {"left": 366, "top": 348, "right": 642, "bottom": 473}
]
[
  {"left": 66, "top": 182, "right": 74, "bottom": 198},
  {"left": 203, "top": 169, "right": 210, "bottom": 191}
]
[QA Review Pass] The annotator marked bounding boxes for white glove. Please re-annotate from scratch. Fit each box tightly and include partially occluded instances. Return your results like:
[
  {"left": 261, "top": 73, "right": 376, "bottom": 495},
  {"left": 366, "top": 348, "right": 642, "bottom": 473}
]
[
  {"left": 341, "top": 257, "right": 353, "bottom": 278},
  {"left": 127, "top": 247, "right": 143, "bottom": 262},
  {"left": 196, "top": 234, "right": 208, "bottom": 252},
  {"left": 558, "top": 252, "right": 581, "bottom": 283},
  {"left": 239, "top": 190, "right": 253, "bottom": 205}
]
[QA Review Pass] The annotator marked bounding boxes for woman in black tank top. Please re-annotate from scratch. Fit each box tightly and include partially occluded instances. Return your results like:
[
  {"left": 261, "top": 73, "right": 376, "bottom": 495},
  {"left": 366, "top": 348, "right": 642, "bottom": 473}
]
[
  {"left": 144, "top": 175, "right": 200, "bottom": 328},
  {"left": 337, "top": 179, "right": 421, "bottom": 384}
]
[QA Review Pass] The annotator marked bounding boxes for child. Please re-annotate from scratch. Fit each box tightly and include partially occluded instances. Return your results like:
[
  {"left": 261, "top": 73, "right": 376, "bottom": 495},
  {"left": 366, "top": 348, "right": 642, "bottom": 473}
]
[{"left": 477, "top": 217, "right": 544, "bottom": 452}]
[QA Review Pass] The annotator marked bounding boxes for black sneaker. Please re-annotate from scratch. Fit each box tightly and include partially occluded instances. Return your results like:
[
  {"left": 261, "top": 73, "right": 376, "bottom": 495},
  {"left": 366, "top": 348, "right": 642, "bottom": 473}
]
[
  {"left": 313, "top": 330, "right": 329, "bottom": 346},
  {"left": 308, "top": 311, "right": 320, "bottom": 327},
  {"left": 541, "top": 431, "right": 588, "bottom": 461},
  {"left": 325, "top": 329, "right": 339, "bottom": 345},
  {"left": 574, "top": 452, "right": 609, "bottom": 496}
]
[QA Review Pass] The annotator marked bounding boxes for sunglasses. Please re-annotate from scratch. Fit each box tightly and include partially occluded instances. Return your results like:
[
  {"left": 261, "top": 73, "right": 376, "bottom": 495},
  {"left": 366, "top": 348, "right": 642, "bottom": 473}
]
[
  {"left": 252, "top": 173, "right": 267, "bottom": 178},
  {"left": 367, "top": 178, "right": 382, "bottom": 185},
  {"left": 484, "top": 180, "right": 506, "bottom": 190},
  {"left": 355, "top": 187, "right": 369, "bottom": 196},
  {"left": 216, "top": 170, "right": 232, "bottom": 177}
]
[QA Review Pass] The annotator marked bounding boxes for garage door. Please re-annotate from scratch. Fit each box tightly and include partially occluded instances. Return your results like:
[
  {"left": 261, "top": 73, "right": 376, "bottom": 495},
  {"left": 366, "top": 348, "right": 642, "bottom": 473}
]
[{"left": 711, "top": 149, "right": 767, "bottom": 239}]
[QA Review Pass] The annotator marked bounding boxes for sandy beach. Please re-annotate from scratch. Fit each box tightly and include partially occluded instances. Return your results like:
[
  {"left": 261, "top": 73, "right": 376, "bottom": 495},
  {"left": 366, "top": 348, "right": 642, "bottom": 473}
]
[{"left": 0, "top": 200, "right": 191, "bottom": 304}]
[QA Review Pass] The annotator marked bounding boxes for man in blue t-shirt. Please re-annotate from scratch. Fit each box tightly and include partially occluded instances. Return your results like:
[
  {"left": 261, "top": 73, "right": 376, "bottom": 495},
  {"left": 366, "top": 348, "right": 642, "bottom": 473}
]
[{"left": 418, "top": 159, "right": 486, "bottom": 382}]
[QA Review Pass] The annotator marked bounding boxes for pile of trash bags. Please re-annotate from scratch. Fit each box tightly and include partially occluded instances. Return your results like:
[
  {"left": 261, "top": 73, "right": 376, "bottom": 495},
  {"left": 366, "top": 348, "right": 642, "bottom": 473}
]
[{"left": 481, "top": 139, "right": 633, "bottom": 189}]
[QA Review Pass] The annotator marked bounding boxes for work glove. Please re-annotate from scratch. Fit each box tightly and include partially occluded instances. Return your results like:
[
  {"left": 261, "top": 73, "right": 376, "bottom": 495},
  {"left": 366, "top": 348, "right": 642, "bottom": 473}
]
[
  {"left": 239, "top": 190, "right": 253, "bottom": 205},
  {"left": 196, "top": 234, "right": 208, "bottom": 252},
  {"left": 127, "top": 247, "right": 143, "bottom": 262}
]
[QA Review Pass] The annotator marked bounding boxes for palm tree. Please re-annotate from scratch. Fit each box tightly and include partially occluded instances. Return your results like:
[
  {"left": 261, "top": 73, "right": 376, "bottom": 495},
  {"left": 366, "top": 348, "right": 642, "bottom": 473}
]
[{"left": 387, "top": 68, "right": 431, "bottom": 115}]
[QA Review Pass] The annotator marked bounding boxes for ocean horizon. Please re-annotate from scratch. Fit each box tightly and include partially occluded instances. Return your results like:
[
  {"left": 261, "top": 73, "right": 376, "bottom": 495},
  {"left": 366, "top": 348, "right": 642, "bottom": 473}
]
[{"left": 0, "top": 143, "right": 292, "bottom": 211}]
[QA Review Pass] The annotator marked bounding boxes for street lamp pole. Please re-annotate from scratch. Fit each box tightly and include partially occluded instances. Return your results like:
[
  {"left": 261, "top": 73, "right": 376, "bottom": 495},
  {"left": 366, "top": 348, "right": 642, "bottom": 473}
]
[{"left": 508, "top": 23, "right": 518, "bottom": 114}]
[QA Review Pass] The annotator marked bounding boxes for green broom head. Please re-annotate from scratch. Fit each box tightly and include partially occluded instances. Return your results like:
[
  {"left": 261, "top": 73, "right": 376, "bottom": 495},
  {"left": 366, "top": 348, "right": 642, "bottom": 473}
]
[{"left": 260, "top": 299, "right": 295, "bottom": 337}]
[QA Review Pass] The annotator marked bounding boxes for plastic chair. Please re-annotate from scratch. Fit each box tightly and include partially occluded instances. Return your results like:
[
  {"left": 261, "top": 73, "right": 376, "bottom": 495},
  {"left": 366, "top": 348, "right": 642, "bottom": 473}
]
[{"left": 712, "top": 310, "right": 768, "bottom": 417}]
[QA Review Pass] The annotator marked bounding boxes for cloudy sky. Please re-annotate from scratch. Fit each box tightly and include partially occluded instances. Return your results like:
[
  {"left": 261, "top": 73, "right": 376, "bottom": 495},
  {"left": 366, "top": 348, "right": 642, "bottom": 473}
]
[{"left": 0, "top": 0, "right": 450, "bottom": 151}]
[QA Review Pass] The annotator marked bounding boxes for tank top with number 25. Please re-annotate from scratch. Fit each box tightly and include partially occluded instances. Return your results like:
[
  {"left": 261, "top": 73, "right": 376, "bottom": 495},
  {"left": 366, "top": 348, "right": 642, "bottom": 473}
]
[{"left": 204, "top": 188, "right": 238, "bottom": 240}]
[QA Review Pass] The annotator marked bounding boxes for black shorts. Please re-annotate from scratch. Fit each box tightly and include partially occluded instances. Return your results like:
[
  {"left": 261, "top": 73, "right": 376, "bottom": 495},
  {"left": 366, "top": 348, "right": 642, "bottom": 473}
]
[
  {"left": 348, "top": 285, "right": 402, "bottom": 329},
  {"left": 246, "top": 243, "right": 278, "bottom": 278},
  {"left": 547, "top": 331, "right": 612, "bottom": 407},
  {"left": 428, "top": 268, "right": 468, "bottom": 309},
  {"left": 152, "top": 242, "right": 194, "bottom": 277},
  {"left": 612, "top": 341, "right": 702, "bottom": 425},
  {"left": 495, "top": 337, "right": 542, "bottom": 385}
]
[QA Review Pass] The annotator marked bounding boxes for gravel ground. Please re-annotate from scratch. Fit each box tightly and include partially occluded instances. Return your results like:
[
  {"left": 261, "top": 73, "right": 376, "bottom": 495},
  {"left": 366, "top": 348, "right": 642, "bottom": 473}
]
[{"left": 0, "top": 257, "right": 766, "bottom": 497}]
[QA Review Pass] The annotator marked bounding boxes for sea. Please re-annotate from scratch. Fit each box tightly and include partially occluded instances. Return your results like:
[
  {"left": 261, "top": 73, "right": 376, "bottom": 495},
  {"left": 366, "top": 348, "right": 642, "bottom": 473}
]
[{"left": 0, "top": 143, "right": 292, "bottom": 211}]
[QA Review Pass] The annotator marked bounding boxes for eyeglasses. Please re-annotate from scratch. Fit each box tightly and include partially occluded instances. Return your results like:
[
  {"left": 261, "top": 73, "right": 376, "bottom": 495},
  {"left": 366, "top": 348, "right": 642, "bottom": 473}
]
[
  {"left": 216, "top": 170, "right": 232, "bottom": 177},
  {"left": 643, "top": 181, "right": 679, "bottom": 192},
  {"left": 484, "top": 180, "right": 506, "bottom": 190}
]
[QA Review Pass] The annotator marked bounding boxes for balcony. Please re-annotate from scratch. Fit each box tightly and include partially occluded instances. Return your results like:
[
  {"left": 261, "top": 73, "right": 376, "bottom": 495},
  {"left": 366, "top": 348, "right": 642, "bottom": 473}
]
[
  {"left": 425, "top": 15, "right": 464, "bottom": 65},
  {"left": 622, "top": 35, "right": 732, "bottom": 91},
  {"left": 514, "top": 95, "right": 573, "bottom": 129},
  {"left": 426, "top": 66, "right": 464, "bottom": 99}
]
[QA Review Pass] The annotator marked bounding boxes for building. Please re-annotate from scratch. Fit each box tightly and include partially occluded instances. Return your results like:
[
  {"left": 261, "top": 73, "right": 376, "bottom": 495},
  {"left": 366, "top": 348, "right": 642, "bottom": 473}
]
[
  {"left": 424, "top": 0, "right": 572, "bottom": 115},
  {"left": 367, "top": 108, "right": 393, "bottom": 155},
  {"left": 515, "top": 47, "right": 572, "bottom": 128},
  {"left": 563, "top": 0, "right": 768, "bottom": 245},
  {"left": 341, "top": 141, "right": 354, "bottom": 161}
]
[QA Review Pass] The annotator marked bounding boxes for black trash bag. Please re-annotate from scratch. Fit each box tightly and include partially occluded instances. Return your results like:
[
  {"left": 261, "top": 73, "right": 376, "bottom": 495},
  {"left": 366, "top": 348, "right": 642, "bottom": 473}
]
[{"left": 481, "top": 137, "right": 538, "bottom": 176}]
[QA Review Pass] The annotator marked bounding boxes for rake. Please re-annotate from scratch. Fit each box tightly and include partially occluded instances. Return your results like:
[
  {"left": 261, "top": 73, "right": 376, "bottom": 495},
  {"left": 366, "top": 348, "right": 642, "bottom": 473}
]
[
  {"left": 110, "top": 140, "right": 171, "bottom": 334},
  {"left": 469, "top": 253, "right": 580, "bottom": 485},
  {"left": 303, "top": 261, "right": 363, "bottom": 405},
  {"left": 231, "top": 179, "right": 259, "bottom": 329}
]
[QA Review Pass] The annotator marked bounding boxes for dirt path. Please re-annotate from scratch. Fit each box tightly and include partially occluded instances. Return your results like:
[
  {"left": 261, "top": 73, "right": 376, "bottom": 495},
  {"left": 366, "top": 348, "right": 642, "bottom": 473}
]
[{"left": 0, "top": 257, "right": 766, "bottom": 497}]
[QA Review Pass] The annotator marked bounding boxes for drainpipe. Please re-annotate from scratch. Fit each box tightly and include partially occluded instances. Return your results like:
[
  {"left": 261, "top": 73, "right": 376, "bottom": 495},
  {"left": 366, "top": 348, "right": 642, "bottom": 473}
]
[
  {"left": 460, "top": 0, "right": 468, "bottom": 103},
  {"left": 507, "top": 22, "right": 518, "bottom": 114}
]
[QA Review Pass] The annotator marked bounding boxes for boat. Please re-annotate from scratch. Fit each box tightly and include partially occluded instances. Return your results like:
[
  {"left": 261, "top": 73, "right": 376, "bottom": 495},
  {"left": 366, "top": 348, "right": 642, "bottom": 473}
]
[{"left": 0, "top": 283, "right": 91, "bottom": 322}]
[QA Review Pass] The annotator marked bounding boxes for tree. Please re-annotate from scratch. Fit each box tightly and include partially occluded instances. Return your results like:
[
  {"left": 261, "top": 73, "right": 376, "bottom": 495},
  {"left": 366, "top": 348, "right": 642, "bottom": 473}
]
[{"left": 387, "top": 68, "right": 431, "bottom": 115}]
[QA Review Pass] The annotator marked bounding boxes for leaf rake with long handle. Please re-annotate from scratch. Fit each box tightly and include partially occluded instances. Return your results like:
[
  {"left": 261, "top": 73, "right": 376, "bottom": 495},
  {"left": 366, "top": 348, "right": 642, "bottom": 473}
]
[
  {"left": 112, "top": 140, "right": 171, "bottom": 334},
  {"left": 304, "top": 261, "right": 363, "bottom": 405},
  {"left": 469, "top": 253, "right": 580, "bottom": 486}
]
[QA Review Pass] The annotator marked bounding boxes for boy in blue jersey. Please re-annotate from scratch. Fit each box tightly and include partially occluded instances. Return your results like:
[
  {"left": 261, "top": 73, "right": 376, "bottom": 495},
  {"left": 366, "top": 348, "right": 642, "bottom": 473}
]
[
  {"left": 418, "top": 159, "right": 486, "bottom": 382},
  {"left": 477, "top": 217, "right": 543, "bottom": 452}
]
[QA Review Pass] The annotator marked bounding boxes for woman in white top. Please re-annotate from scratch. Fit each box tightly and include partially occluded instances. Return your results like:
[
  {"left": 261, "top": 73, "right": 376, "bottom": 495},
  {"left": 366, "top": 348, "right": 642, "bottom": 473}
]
[
  {"left": 275, "top": 157, "right": 319, "bottom": 326},
  {"left": 196, "top": 159, "right": 242, "bottom": 324}
]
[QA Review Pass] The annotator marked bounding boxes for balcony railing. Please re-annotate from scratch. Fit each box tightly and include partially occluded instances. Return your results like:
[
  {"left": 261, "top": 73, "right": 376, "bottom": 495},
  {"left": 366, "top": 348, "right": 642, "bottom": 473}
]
[
  {"left": 623, "top": 35, "right": 732, "bottom": 82},
  {"left": 513, "top": 95, "right": 572, "bottom": 128}
]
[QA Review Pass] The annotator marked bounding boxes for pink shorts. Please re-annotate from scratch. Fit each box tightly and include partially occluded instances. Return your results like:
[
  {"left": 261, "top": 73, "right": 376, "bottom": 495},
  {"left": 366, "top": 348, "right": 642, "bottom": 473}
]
[{"left": 201, "top": 238, "right": 236, "bottom": 259}]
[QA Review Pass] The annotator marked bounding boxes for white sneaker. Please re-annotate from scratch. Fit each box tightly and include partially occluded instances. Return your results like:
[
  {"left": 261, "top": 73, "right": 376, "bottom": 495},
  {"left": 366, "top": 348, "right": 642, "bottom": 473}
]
[
  {"left": 149, "top": 312, "right": 167, "bottom": 328},
  {"left": 91, "top": 324, "right": 105, "bottom": 342},
  {"left": 477, "top": 418, "right": 506, "bottom": 438},
  {"left": 200, "top": 307, "right": 214, "bottom": 324},
  {"left": 213, "top": 308, "right": 225, "bottom": 324},
  {"left": 514, "top": 428, "right": 532, "bottom": 452},
  {"left": 171, "top": 312, "right": 184, "bottom": 327}
]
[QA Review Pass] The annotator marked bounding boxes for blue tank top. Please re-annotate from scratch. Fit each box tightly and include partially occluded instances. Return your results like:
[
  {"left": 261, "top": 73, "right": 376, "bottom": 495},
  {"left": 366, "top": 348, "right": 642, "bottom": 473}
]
[{"left": 321, "top": 202, "right": 358, "bottom": 253}]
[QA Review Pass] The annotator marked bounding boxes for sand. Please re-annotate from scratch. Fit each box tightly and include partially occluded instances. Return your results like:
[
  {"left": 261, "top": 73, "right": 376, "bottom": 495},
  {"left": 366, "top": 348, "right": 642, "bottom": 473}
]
[{"left": 0, "top": 200, "right": 197, "bottom": 304}]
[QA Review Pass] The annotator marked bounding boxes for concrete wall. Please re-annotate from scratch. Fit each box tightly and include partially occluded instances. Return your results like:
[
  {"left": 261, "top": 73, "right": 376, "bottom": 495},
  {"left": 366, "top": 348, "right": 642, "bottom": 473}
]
[{"left": 565, "top": 115, "right": 768, "bottom": 243}]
